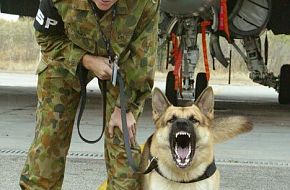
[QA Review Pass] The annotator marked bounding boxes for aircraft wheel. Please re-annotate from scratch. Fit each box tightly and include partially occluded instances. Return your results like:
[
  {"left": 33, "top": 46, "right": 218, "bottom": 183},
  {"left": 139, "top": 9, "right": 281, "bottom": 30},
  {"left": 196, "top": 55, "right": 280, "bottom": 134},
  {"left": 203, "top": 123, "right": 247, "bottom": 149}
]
[
  {"left": 165, "top": 71, "right": 178, "bottom": 106},
  {"left": 195, "top": 72, "right": 208, "bottom": 101},
  {"left": 278, "top": 64, "right": 290, "bottom": 104}
]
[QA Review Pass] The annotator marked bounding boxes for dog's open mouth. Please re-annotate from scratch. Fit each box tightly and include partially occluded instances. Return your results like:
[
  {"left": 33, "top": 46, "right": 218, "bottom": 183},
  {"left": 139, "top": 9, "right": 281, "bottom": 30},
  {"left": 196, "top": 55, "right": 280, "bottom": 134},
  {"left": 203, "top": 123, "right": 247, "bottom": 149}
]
[{"left": 171, "top": 130, "right": 196, "bottom": 168}]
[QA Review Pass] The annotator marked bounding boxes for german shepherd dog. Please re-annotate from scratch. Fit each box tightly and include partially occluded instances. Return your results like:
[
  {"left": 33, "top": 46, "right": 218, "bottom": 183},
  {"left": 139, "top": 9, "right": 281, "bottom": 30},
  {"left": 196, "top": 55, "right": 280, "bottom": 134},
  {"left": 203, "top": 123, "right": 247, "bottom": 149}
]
[{"left": 141, "top": 87, "right": 253, "bottom": 190}]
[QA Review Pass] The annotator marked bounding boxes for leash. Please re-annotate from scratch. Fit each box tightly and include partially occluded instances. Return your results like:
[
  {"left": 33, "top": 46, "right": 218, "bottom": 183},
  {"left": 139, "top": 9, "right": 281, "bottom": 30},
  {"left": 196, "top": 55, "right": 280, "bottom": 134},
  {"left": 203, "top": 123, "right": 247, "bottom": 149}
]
[
  {"left": 77, "top": 0, "right": 161, "bottom": 172},
  {"left": 76, "top": 0, "right": 139, "bottom": 172},
  {"left": 76, "top": 0, "right": 116, "bottom": 144},
  {"left": 76, "top": 65, "right": 106, "bottom": 144},
  {"left": 117, "top": 72, "right": 139, "bottom": 171},
  {"left": 76, "top": 65, "right": 139, "bottom": 171}
]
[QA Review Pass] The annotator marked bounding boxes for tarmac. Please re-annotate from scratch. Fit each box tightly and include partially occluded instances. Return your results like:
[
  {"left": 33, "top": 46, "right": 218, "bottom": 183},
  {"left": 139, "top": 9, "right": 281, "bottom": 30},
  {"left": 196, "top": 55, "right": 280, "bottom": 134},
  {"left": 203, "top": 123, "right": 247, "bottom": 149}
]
[{"left": 0, "top": 72, "right": 290, "bottom": 190}]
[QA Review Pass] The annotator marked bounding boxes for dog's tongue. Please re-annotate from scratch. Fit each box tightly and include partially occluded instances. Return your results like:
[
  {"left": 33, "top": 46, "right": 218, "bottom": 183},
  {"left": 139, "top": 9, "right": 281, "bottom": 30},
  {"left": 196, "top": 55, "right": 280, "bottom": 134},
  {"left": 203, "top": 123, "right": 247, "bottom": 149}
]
[{"left": 177, "top": 147, "right": 189, "bottom": 159}]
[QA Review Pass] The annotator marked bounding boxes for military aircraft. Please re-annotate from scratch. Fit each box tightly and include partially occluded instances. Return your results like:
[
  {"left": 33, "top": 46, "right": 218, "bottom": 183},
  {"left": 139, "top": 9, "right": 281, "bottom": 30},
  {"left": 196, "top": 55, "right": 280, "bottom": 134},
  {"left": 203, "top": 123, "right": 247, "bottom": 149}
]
[
  {"left": 158, "top": 0, "right": 290, "bottom": 105},
  {"left": 1, "top": 0, "right": 290, "bottom": 105}
]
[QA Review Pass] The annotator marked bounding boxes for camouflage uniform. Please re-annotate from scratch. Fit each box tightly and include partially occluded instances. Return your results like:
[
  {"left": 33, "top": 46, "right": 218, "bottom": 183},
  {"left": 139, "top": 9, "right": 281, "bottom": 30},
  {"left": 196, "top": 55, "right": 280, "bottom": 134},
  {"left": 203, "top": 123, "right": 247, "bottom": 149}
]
[{"left": 19, "top": 0, "right": 159, "bottom": 189}]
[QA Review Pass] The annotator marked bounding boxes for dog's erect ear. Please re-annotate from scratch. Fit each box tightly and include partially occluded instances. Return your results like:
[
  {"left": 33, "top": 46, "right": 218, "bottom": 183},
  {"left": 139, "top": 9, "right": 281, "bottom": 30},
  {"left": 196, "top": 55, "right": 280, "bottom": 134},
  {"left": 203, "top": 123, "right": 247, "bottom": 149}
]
[
  {"left": 152, "top": 88, "right": 171, "bottom": 120},
  {"left": 195, "top": 87, "right": 214, "bottom": 119}
]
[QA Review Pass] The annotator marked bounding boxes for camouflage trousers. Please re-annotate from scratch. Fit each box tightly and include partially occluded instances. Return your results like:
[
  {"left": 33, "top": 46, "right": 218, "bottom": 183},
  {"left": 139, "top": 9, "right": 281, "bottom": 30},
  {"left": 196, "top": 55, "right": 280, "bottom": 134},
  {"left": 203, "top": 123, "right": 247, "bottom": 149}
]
[{"left": 19, "top": 62, "right": 142, "bottom": 190}]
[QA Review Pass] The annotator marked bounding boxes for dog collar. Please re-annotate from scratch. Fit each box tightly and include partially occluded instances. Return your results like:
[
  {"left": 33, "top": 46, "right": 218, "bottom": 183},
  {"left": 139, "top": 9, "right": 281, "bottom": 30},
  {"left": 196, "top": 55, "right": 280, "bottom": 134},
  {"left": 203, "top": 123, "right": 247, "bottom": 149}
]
[
  {"left": 143, "top": 135, "right": 217, "bottom": 183},
  {"left": 155, "top": 159, "right": 217, "bottom": 183}
]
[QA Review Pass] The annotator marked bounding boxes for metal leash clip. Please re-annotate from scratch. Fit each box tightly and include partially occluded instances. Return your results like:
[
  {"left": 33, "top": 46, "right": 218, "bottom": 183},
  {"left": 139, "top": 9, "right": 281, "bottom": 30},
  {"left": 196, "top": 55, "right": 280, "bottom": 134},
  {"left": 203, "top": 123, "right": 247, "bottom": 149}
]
[{"left": 111, "top": 55, "right": 119, "bottom": 86}]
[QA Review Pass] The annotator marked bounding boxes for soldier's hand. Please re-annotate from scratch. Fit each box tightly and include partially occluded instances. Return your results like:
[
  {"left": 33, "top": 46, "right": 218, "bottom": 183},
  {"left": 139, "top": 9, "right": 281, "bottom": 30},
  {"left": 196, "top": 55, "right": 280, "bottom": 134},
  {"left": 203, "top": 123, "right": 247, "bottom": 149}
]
[
  {"left": 108, "top": 106, "right": 137, "bottom": 146},
  {"left": 82, "top": 54, "right": 112, "bottom": 80}
]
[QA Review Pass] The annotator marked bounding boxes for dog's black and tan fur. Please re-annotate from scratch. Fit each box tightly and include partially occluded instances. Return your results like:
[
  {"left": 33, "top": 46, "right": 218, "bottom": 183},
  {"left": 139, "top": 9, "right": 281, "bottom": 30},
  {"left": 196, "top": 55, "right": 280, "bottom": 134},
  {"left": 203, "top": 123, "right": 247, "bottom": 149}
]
[{"left": 141, "top": 87, "right": 253, "bottom": 190}]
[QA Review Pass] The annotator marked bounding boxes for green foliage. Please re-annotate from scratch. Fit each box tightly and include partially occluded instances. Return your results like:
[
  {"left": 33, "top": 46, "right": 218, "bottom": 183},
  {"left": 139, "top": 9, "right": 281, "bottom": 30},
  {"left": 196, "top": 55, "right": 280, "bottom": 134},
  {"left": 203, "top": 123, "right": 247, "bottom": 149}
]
[
  {"left": 1, "top": 18, "right": 290, "bottom": 76},
  {"left": 0, "top": 18, "right": 40, "bottom": 72}
]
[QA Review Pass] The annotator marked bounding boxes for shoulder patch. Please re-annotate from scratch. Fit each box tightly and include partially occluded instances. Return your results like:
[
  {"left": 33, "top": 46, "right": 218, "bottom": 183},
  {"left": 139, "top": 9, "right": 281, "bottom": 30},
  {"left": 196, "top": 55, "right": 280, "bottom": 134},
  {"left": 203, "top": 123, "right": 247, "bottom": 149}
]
[{"left": 34, "top": 0, "right": 64, "bottom": 35}]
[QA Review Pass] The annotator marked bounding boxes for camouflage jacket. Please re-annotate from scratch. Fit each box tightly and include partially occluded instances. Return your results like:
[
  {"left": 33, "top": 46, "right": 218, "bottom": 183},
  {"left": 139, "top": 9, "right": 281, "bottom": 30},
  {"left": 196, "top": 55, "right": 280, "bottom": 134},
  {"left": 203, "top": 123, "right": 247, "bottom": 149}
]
[{"left": 36, "top": 0, "right": 159, "bottom": 111}]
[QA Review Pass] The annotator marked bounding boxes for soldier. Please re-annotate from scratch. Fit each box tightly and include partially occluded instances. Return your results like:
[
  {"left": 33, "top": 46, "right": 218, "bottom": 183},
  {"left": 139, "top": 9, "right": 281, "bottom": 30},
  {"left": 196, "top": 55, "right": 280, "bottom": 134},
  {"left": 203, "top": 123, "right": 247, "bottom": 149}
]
[{"left": 19, "top": 0, "right": 159, "bottom": 189}]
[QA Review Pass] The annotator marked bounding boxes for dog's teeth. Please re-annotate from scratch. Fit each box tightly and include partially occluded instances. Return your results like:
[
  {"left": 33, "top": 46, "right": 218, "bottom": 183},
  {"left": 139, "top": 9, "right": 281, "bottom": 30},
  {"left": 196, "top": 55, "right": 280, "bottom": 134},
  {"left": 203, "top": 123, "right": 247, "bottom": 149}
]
[
  {"left": 186, "top": 145, "right": 191, "bottom": 158},
  {"left": 176, "top": 131, "right": 191, "bottom": 138},
  {"left": 175, "top": 131, "right": 191, "bottom": 138},
  {"left": 179, "top": 162, "right": 187, "bottom": 166},
  {"left": 175, "top": 145, "right": 181, "bottom": 160}
]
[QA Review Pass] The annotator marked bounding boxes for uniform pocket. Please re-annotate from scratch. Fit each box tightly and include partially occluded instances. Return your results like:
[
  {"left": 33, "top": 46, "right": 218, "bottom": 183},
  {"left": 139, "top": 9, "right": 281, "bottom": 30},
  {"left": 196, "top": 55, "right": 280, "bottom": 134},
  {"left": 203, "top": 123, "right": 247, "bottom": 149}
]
[
  {"left": 37, "top": 58, "right": 81, "bottom": 92},
  {"left": 37, "top": 58, "right": 69, "bottom": 78},
  {"left": 36, "top": 59, "right": 48, "bottom": 75}
]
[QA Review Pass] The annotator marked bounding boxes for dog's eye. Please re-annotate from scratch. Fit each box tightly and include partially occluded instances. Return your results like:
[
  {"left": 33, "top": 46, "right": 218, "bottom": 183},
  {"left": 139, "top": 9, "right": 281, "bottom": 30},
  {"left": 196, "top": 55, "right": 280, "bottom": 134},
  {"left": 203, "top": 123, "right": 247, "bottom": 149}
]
[
  {"left": 189, "top": 116, "right": 199, "bottom": 124},
  {"left": 167, "top": 115, "right": 177, "bottom": 123}
]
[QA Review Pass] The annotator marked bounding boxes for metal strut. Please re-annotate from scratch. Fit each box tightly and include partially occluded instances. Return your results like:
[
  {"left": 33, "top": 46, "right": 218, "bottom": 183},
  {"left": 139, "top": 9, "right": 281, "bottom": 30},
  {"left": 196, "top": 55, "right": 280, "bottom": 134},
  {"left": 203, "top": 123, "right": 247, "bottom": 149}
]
[{"left": 242, "top": 36, "right": 279, "bottom": 90}]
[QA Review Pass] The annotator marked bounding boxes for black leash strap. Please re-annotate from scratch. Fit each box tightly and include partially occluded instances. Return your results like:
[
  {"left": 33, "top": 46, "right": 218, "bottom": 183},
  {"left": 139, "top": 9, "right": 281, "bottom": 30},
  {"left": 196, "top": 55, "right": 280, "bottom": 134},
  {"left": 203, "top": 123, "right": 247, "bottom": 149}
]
[
  {"left": 77, "top": 65, "right": 139, "bottom": 170},
  {"left": 117, "top": 72, "right": 139, "bottom": 172},
  {"left": 264, "top": 31, "right": 268, "bottom": 66},
  {"left": 76, "top": 0, "right": 139, "bottom": 172},
  {"left": 77, "top": 65, "right": 106, "bottom": 144},
  {"left": 76, "top": 0, "right": 116, "bottom": 144},
  {"left": 88, "top": 0, "right": 116, "bottom": 58}
]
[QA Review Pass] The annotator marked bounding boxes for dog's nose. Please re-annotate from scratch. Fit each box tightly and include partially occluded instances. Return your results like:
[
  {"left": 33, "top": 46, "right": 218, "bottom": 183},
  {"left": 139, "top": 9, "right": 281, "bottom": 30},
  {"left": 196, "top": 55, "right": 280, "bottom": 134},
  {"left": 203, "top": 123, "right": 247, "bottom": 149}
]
[{"left": 173, "top": 118, "right": 191, "bottom": 128}]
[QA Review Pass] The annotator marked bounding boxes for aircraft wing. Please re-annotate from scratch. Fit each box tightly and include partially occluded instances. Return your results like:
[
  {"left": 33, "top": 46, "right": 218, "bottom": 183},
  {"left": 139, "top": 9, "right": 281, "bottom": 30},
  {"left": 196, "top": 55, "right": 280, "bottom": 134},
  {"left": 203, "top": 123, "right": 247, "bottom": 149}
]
[
  {"left": 1, "top": 0, "right": 290, "bottom": 35},
  {"left": 0, "top": 0, "right": 39, "bottom": 17},
  {"left": 267, "top": 1, "right": 290, "bottom": 35}
]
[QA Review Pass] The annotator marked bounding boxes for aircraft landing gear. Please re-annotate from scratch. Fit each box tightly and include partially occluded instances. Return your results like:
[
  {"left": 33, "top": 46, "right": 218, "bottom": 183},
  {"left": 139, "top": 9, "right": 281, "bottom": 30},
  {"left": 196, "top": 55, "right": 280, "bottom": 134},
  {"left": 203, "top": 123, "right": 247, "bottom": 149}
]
[
  {"left": 162, "top": 17, "right": 201, "bottom": 106},
  {"left": 278, "top": 64, "right": 290, "bottom": 104},
  {"left": 240, "top": 36, "right": 284, "bottom": 104},
  {"left": 195, "top": 72, "right": 208, "bottom": 101},
  {"left": 165, "top": 71, "right": 178, "bottom": 106},
  {"left": 165, "top": 71, "right": 208, "bottom": 105}
]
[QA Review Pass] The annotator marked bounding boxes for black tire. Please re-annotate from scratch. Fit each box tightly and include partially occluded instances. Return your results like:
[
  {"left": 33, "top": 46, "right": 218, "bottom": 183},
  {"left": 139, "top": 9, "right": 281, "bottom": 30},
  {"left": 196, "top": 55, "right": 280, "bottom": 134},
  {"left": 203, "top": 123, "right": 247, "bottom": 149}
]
[
  {"left": 165, "top": 71, "right": 178, "bottom": 106},
  {"left": 195, "top": 72, "right": 208, "bottom": 101},
  {"left": 278, "top": 64, "right": 290, "bottom": 104}
]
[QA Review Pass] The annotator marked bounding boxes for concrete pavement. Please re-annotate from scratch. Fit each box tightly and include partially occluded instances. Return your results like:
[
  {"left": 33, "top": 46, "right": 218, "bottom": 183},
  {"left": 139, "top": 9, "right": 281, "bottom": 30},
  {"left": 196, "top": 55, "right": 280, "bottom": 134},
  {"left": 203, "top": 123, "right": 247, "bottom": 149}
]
[
  {"left": 1, "top": 155, "right": 290, "bottom": 190},
  {"left": 0, "top": 72, "right": 290, "bottom": 189}
]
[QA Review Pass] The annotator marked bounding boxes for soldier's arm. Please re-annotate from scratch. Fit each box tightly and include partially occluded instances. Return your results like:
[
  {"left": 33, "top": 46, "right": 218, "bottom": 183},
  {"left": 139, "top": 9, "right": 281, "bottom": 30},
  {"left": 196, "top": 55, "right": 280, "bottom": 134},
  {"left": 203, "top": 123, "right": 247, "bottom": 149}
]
[
  {"left": 35, "top": 31, "right": 86, "bottom": 75},
  {"left": 34, "top": 0, "right": 86, "bottom": 75},
  {"left": 117, "top": 0, "right": 160, "bottom": 112}
]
